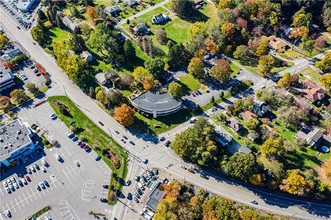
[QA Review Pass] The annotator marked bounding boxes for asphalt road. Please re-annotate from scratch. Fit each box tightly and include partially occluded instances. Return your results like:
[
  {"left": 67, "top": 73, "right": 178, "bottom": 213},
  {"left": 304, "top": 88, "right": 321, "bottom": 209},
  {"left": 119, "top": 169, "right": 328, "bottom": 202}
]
[{"left": 1, "top": 7, "right": 331, "bottom": 220}]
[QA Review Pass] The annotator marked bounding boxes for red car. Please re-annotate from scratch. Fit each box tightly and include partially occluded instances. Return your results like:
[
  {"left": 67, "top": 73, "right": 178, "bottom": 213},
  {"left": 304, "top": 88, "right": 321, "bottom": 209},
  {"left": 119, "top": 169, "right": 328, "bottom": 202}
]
[
  {"left": 191, "top": 92, "right": 196, "bottom": 97},
  {"left": 83, "top": 145, "right": 89, "bottom": 149},
  {"left": 25, "top": 175, "right": 31, "bottom": 182},
  {"left": 187, "top": 168, "right": 195, "bottom": 174}
]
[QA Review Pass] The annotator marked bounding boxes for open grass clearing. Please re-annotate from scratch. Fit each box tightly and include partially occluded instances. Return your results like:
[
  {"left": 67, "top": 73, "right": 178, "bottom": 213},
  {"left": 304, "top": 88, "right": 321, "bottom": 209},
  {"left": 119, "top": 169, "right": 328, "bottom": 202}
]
[
  {"left": 48, "top": 96, "right": 128, "bottom": 204},
  {"left": 298, "top": 68, "right": 321, "bottom": 84},
  {"left": 48, "top": 27, "right": 72, "bottom": 44},
  {"left": 179, "top": 74, "right": 201, "bottom": 92}
]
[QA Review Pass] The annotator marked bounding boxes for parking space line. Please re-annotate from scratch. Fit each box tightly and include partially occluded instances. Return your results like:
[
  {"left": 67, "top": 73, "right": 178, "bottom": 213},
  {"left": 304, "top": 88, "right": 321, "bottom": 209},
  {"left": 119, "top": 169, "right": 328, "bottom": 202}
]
[
  {"left": 14, "top": 198, "right": 21, "bottom": 210},
  {"left": 42, "top": 189, "right": 46, "bottom": 195},
  {"left": 10, "top": 201, "right": 16, "bottom": 213},
  {"left": 37, "top": 190, "right": 41, "bottom": 198},
  {"left": 30, "top": 189, "right": 37, "bottom": 200},
  {"left": 6, "top": 203, "right": 11, "bottom": 213},
  {"left": 26, "top": 191, "right": 33, "bottom": 203},
  {"left": 19, "top": 195, "right": 26, "bottom": 208}
]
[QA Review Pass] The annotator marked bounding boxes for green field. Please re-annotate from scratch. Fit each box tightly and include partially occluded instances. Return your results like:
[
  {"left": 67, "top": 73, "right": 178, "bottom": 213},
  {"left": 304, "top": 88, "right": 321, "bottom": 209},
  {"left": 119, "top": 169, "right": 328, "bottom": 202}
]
[
  {"left": 48, "top": 96, "right": 128, "bottom": 204},
  {"left": 299, "top": 68, "right": 321, "bottom": 84},
  {"left": 179, "top": 74, "right": 202, "bottom": 92},
  {"left": 48, "top": 27, "right": 72, "bottom": 44}
]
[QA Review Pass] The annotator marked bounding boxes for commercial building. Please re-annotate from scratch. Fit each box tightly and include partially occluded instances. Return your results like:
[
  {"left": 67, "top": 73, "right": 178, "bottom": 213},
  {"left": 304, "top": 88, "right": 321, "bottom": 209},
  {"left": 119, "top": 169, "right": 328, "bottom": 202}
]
[
  {"left": 16, "top": 0, "right": 38, "bottom": 12},
  {"left": 0, "top": 64, "right": 15, "bottom": 92},
  {"left": 0, "top": 119, "right": 39, "bottom": 167},
  {"left": 145, "top": 188, "right": 165, "bottom": 213},
  {"left": 130, "top": 91, "right": 182, "bottom": 118}
]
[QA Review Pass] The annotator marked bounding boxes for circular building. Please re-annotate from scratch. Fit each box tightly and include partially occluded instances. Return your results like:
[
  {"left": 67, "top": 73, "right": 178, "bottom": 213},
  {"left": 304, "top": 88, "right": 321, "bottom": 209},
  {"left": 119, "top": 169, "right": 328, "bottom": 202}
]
[{"left": 130, "top": 91, "right": 182, "bottom": 118}]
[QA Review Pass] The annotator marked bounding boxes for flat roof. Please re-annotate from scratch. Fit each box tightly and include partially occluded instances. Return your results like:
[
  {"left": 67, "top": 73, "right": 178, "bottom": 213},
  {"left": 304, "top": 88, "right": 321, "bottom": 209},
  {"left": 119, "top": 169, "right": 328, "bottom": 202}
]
[
  {"left": 146, "top": 188, "right": 164, "bottom": 212},
  {"left": 0, "top": 119, "right": 32, "bottom": 160},
  {"left": 131, "top": 91, "right": 182, "bottom": 113},
  {"left": 0, "top": 63, "right": 15, "bottom": 85}
]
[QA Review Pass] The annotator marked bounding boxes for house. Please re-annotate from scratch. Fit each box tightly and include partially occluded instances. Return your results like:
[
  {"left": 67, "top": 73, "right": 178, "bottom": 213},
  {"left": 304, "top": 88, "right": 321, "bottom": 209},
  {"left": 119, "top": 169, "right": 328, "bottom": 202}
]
[
  {"left": 57, "top": 12, "right": 81, "bottom": 33},
  {"left": 228, "top": 118, "right": 242, "bottom": 133},
  {"left": 193, "top": 0, "right": 206, "bottom": 9},
  {"left": 132, "top": 24, "right": 150, "bottom": 36},
  {"left": 95, "top": 73, "right": 107, "bottom": 85},
  {"left": 105, "top": 5, "right": 121, "bottom": 17},
  {"left": 1, "top": 48, "right": 21, "bottom": 61},
  {"left": 252, "top": 102, "right": 269, "bottom": 118},
  {"left": 303, "top": 79, "right": 326, "bottom": 104},
  {"left": 240, "top": 110, "right": 258, "bottom": 121},
  {"left": 295, "top": 128, "right": 324, "bottom": 147},
  {"left": 268, "top": 35, "right": 289, "bottom": 51},
  {"left": 80, "top": 51, "right": 93, "bottom": 62},
  {"left": 214, "top": 129, "right": 233, "bottom": 147},
  {"left": 151, "top": 14, "right": 169, "bottom": 25},
  {"left": 124, "top": 0, "right": 137, "bottom": 7}
]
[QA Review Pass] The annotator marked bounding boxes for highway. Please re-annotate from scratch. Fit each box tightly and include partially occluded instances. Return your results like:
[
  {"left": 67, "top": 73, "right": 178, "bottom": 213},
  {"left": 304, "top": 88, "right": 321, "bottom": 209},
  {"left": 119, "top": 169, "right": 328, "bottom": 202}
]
[{"left": 1, "top": 7, "right": 331, "bottom": 220}]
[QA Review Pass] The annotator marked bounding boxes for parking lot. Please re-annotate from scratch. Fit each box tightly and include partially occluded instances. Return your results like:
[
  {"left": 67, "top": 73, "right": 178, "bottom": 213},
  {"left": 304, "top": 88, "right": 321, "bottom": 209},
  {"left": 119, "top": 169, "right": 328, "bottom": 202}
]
[{"left": 0, "top": 102, "right": 115, "bottom": 219}]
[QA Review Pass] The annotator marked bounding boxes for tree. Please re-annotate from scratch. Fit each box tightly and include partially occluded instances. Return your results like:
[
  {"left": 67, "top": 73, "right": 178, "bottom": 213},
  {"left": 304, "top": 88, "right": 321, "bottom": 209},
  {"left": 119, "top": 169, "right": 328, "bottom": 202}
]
[
  {"left": 10, "top": 89, "right": 29, "bottom": 105},
  {"left": 114, "top": 104, "right": 135, "bottom": 126},
  {"left": 277, "top": 72, "right": 291, "bottom": 89},
  {"left": 320, "top": 74, "right": 331, "bottom": 92},
  {"left": 167, "top": 43, "right": 190, "bottom": 68},
  {"left": 219, "top": 91, "right": 224, "bottom": 100},
  {"left": 314, "top": 36, "right": 326, "bottom": 51},
  {"left": 289, "top": 26, "right": 309, "bottom": 39},
  {"left": 189, "top": 22, "right": 207, "bottom": 39},
  {"left": 320, "top": 159, "right": 331, "bottom": 186},
  {"left": 209, "top": 59, "right": 232, "bottom": 82},
  {"left": 323, "top": 3, "right": 331, "bottom": 31},
  {"left": 226, "top": 153, "right": 259, "bottom": 182},
  {"left": 123, "top": 40, "right": 136, "bottom": 61},
  {"left": 292, "top": 11, "right": 312, "bottom": 28},
  {"left": 255, "top": 36, "right": 269, "bottom": 57},
  {"left": 233, "top": 45, "right": 251, "bottom": 64},
  {"left": 25, "top": 83, "right": 41, "bottom": 96},
  {"left": 37, "top": 9, "right": 47, "bottom": 21},
  {"left": 316, "top": 52, "right": 331, "bottom": 73},
  {"left": 221, "top": 22, "right": 235, "bottom": 40},
  {"left": 245, "top": 118, "right": 259, "bottom": 131},
  {"left": 202, "top": 196, "right": 240, "bottom": 220},
  {"left": 70, "top": 34, "right": 85, "bottom": 53},
  {"left": 70, "top": 6, "right": 80, "bottom": 18},
  {"left": 156, "top": 29, "right": 167, "bottom": 44},
  {"left": 85, "top": 6, "right": 98, "bottom": 21},
  {"left": 188, "top": 57, "right": 205, "bottom": 79},
  {"left": 302, "top": 39, "right": 315, "bottom": 54},
  {"left": 210, "top": 96, "right": 215, "bottom": 104},
  {"left": 218, "top": 0, "right": 233, "bottom": 9},
  {"left": 204, "top": 38, "right": 219, "bottom": 54},
  {"left": 0, "top": 33, "right": 8, "bottom": 49},
  {"left": 0, "top": 96, "right": 12, "bottom": 110},
  {"left": 168, "top": 82, "right": 183, "bottom": 100},
  {"left": 258, "top": 55, "right": 274, "bottom": 77},
  {"left": 260, "top": 138, "right": 282, "bottom": 158},
  {"left": 143, "top": 76, "right": 155, "bottom": 90},
  {"left": 241, "top": 209, "right": 258, "bottom": 220},
  {"left": 31, "top": 26, "right": 45, "bottom": 44},
  {"left": 280, "top": 170, "right": 315, "bottom": 196},
  {"left": 171, "top": 0, "right": 195, "bottom": 18},
  {"left": 132, "top": 66, "right": 150, "bottom": 82},
  {"left": 164, "top": 181, "right": 181, "bottom": 202},
  {"left": 279, "top": 106, "right": 304, "bottom": 128},
  {"left": 291, "top": 73, "right": 299, "bottom": 84},
  {"left": 144, "top": 58, "right": 165, "bottom": 79}
]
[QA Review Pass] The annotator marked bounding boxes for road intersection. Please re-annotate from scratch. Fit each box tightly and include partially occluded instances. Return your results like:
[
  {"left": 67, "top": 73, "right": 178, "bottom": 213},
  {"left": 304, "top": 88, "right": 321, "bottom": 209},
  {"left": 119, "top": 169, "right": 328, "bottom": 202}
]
[{"left": 1, "top": 6, "right": 331, "bottom": 220}]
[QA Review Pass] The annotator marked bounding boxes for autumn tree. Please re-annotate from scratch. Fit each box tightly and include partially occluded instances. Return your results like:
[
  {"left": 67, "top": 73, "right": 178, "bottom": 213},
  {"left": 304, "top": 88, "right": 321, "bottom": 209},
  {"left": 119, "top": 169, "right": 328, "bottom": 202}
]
[
  {"left": 188, "top": 57, "right": 205, "bottom": 80},
  {"left": 245, "top": 118, "right": 259, "bottom": 131},
  {"left": 132, "top": 66, "right": 150, "bottom": 82},
  {"left": 25, "top": 83, "right": 41, "bottom": 96},
  {"left": 156, "top": 29, "right": 167, "bottom": 44},
  {"left": 204, "top": 38, "right": 219, "bottom": 54},
  {"left": 292, "top": 11, "right": 312, "bottom": 28},
  {"left": 0, "top": 33, "right": 8, "bottom": 49},
  {"left": 218, "top": 0, "right": 233, "bottom": 9},
  {"left": 241, "top": 209, "right": 258, "bottom": 220},
  {"left": 279, "top": 106, "right": 304, "bottom": 128},
  {"left": 255, "top": 36, "right": 269, "bottom": 57},
  {"left": 164, "top": 181, "right": 181, "bottom": 202},
  {"left": 291, "top": 73, "right": 299, "bottom": 84},
  {"left": 85, "top": 6, "right": 98, "bottom": 21},
  {"left": 260, "top": 138, "right": 282, "bottom": 159},
  {"left": 314, "top": 36, "right": 326, "bottom": 52},
  {"left": 316, "top": 52, "right": 331, "bottom": 73},
  {"left": 289, "top": 26, "right": 309, "bottom": 40},
  {"left": 221, "top": 22, "right": 235, "bottom": 39},
  {"left": 114, "top": 104, "right": 135, "bottom": 126},
  {"left": 143, "top": 76, "right": 155, "bottom": 90},
  {"left": 31, "top": 26, "right": 45, "bottom": 44},
  {"left": 189, "top": 22, "right": 207, "bottom": 39},
  {"left": 209, "top": 59, "right": 232, "bottom": 82},
  {"left": 320, "top": 159, "right": 331, "bottom": 186},
  {"left": 280, "top": 170, "right": 315, "bottom": 196},
  {"left": 320, "top": 73, "right": 331, "bottom": 91},
  {"left": 171, "top": 0, "right": 195, "bottom": 18},
  {"left": 168, "top": 82, "right": 183, "bottom": 100},
  {"left": 10, "top": 89, "right": 29, "bottom": 105},
  {"left": 323, "top": 2, "right": 331, "bottom": 31},
  {"left": 277, "top": 72, "right": 291, "bottom": 89},
  {"left": 258, "top": 55, "right": 274, "bottom": 77},
  {"left": 0, "top": 96, "right": 12, "bottom": 110},
  {"left": 233, "top": 45, "right": 252, "bottom": 65},
  {"left": 202, "top": 196, "right": 240, "bottom": 220},
  {"left": 226, "top": 153, "right": 259, "bottom": 182}
]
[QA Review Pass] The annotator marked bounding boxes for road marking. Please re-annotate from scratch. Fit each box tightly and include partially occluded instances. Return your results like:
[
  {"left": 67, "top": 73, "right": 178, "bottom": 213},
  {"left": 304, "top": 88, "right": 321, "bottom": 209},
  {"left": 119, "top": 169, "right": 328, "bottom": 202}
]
[
  {"left": 30, "top": 189, "right": 37, "bottom": 200},
  {"left": 6, "top": 203, "right": 11, "bottom": 213},
  {"left": 14, "top": 198, "right": 21, "bottom": 210},
  {"left": 18, "top": 195, "right": 25, "bottom": 208},
  {"left": 10, "top": 201, "right": 16, "bottom": 213},
  {"left": 26, "top": 191, "right": 33, "bottom": 202}
]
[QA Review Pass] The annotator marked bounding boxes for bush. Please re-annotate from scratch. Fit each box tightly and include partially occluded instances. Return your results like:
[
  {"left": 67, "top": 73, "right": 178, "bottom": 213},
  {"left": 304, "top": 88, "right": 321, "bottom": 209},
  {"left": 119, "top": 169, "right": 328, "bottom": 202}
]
[
  {"left": 79, "top": 135, "right": 87, "bottom": 142},
  {"left": 69, "top": 126, "right": 77, "bottom": 133}
]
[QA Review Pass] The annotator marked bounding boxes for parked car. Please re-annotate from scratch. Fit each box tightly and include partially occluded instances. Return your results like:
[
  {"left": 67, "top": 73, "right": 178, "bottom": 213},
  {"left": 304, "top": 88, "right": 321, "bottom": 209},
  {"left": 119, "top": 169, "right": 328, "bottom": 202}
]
[
  {"left": 4, "top": 210, "right": 11, "bottom": 218},
  {"left": 43, "top": 180, "right": 49, "bottom": 187},
  {"left": 250, "top": 200, "right": 258, "bottom": 205},
  {"left": 122, "top": 135, "right": 128, "bottom": 140},
  {"left": 39, "top": 182, "right": 46, "bottom": 189},
  {"left": 70, "top": 120, "right": 75, "bottom": 125},
  {"left": 127, "top": 193, "right": 132, "bottom": 200},
  {"left": 25, "top": 176, "right": 31, "bottom": 182},
  {"left": 191, "top": 92, "right": 196, "bottom": 97},
  {"left": 159, "top": 136, "right": 166, "bottom": 142},
  {"left": 143, "top": 159, "right": 148, "bottom": 164},
  {"left": 36, "top": 185, "right": 41, "bottom": 191},
  {"left": 200, "top": 173, "right": 209, "bottom": 179},
  {"left": 100, "top": 198, "right": 108, "bottom": 203},
  {"left": 30, "top": 166, "right": 36, "bottom": 172},
  {"left": 95, "top": 155, "right": 101, "bottom": 161},
  {"left": 74, "top": 161, "right": 80, "bottom": 167},
  {"left": 129, "top": 141, "right": 135, "bottom": 145},
  {"left": 41, "top": 166, "right": 46, "bottom": 172},
  {"left": 187, "top": 168, "right": 195, "bottom": 174},
  {"left": 50, "top": 113, "right": 57, "bottom": 120},
  {"left": 18, "top": 179, "right": 23, "bottom": 186},
  {"left": 98, "top": 121, "right": 104, "bottom": 126},
  {"left": 34, "top": 163, "right": 40, "bottom": 170},
  {"left": 126, "top": 180, "right": 131, "bottom": 186},
  {"left": 21, "top": 178, "right": 27, "bottom": 185},
  {"left": 165, "top": 140, "right": 171, "bottom": 147},
  {"left": 55, "top": 154, "right": 61, "bottom": 161},
  {"left": 103, "top": 185, "right": 109, "bottom": 189},
  {"left": 3, "top": 181, "right": 8, "bottom": 187}
]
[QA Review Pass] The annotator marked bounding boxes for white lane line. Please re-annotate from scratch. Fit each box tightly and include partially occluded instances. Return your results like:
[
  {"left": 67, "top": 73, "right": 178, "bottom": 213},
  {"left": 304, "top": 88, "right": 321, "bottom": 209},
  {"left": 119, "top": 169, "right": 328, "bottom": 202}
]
[
  {"left": 42, "top": 189, "right": 46, "bottom": 195},
  {"left": 10, "top": 201, "right": 16, "bottom": 212},
  {"left": 18, "top": 195, "right": 25, "bottom": 208},
  {"left": 6, "top": 203, "right": 11, "bottom": 213},
  {"left": 14, "top": 198, "right": 21, "bottom": 210},
  {"left": 37, "top": 190, "right": 42, "bottom": 198},
  {"left": 26, "top": 191, "right": 33, "bottom": 202},
  {"left": 31, "top": 189, "right": 37, "bottom": 200}
]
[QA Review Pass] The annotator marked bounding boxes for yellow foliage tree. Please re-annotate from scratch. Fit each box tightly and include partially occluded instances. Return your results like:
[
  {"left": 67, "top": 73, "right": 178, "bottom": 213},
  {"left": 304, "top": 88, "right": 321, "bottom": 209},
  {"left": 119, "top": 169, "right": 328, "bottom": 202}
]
[
  {"left": 249, "top": 173, "right": 263, "bottom": 186},
  {"left": 321, "top": 158, "right": 331, "bottom": 186},
  {"left": 277, "top": 72, "right": 291, "bottom": 89},
  {"left": 280, "top": 170, "right": 315, "bottom": 196},
  {"left": 143, "top": 76, "right": 155, "bottom": 90},
  {"left": 204, "top": 38, "right": 219, "bottom": 54},
  {"left": 114, "top": 104, "right": 135, "bottom": 126}
]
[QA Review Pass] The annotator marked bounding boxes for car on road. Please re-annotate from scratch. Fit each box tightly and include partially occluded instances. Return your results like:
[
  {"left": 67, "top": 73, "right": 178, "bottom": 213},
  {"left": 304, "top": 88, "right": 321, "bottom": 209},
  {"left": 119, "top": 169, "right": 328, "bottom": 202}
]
[
  {"left": 200, "top": 173, "right": 209, "bottom": 179},
  {"left": 95, "top": 155, "right": 101, "bottom": 161},
  {"left": 250, "top": 200, "right": 258, "bottom": 205},
  {"left": 122, "top": 135, "right": 128, "bottom": 140},
  {"left": 98, "top": 121, "right": 104, "bottom": 126},
  {"left": 159, "top": 137, "right": 166, "bottom": 142},
  {"left": 187, "top": 168, "right": 195, "bottom": 174},
  {"left": 41, "top": 158, "right": 48, "bottom": 166},
  {"left": 50, "top": 113, "right": 57, "bottom": 120},
  {"left": 100, "top": 198, "right": 108, "bottom": 203},
  {"left": 165, "top": 140, "right": 171, "bottom": 147},
  {"left": 36, "top": 185, "right": 41, "bottom": 191},
  {"left": 103, "top": 185, "right": 108, "bottom": 189},
  {"left": 25, "top": 176, "right": 31, "bottom": 182},
  {"left": 74, "top": 161, "right": 80, "bottom": 167},
  {"left": 17, "top": 26, "right": 20, "bottom": 29},
  {"left": 129, "top": 141, "right": 135, "bottom": 145},
  {"left": 115, "top": 130, "right": 119, "bottom": 134},
  {"left": 121, "top": 139, "right": 126, "bottom": 143},
  {"left": 143, "top": 159, "right": 148, "bottom": 164}
]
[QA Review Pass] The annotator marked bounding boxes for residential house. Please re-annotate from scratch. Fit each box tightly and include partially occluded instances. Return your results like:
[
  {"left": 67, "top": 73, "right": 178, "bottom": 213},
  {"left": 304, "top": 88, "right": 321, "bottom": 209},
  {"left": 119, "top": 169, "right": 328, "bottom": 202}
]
[
  {"left": 57, "top": 12, "right": 81, "bottom": 33},
  {"left": 240, "top": 110, "right": 258, "bottom": 121},
  {"left": 295, "top": 128, "right": 324, "bottom": 147},
  {"left": 228, "top": 118, "right": 242, "bottom": 133},
  {"left": 252, "top": 102, "right": 269, "bottom": 118},
  {"left": 151, "top": 14, "right": 169, "bottom": 25},
  {"left": 1, "top": 48, "right": 21, "bottom": 61},
  {"left": 303, "top": 79, "right": 326, "bottom": 104},
  {"left": 105, "top": 5, "right": 121, "bottom": 17},
  {"left": 80, "top": 51, "right": 93, "bottom": 62},
  {"left": 124, "top": 0, "right": 137, "bottom": 7},
  {"left": 268, "top": 35, "right": 289, "bottom": 51},
  {"left": 193, "top": 0, "right": 206, "bottom": 9},
  {"left": 95, "top": 73, "right": 107, "bottom": 85},
  {"left": 132, "top": 24, "right": 150, "bottom": 36},
  {"left": 214, "top": 128, "right": 233, "bottom": 147}
]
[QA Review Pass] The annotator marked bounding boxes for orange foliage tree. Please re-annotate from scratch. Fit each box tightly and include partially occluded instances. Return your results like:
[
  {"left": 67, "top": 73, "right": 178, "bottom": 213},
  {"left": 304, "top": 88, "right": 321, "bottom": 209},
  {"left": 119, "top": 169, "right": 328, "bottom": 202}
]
[
  {"left": 143, "top": 76, "right": 155, "bottom": 90},
  {"left": 114, "top": 104, "right": 135, "bottom": 126},
  {"left": 164, "top": 181, "right": 181, "bottom": 203},
  {"left": 86, "top": 6, "right": 98, "bottom": 21}
]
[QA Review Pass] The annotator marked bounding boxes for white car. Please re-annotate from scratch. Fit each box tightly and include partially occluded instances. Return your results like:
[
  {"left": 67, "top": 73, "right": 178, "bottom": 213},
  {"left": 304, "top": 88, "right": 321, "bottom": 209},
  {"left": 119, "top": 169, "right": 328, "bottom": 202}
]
[
  {"left": 50, "top": 112, "right": 57, "bottom": 120},
  {"left": 2, "top": 181, "right": 8, "bottom": 187},
  {"left": 41, "top": 158, "right": 48, "bottom": 166},
  {"left": 13, "top": 182, "right": 19, "bottom": 189},
  {"left": 30, "top": 166, "right": 36, "bottom": 172},
  {"left": 21, "top": 178, "right": 27, "bottom": 185},
  {"left": 74, "top": 161, "right": 80, "bottom": 167},
  {"left": 41, "top": 166, "right": 46, "bottom": 172},
  {"left": 55, "top": 154, "right": 61, "bottom": 161}
]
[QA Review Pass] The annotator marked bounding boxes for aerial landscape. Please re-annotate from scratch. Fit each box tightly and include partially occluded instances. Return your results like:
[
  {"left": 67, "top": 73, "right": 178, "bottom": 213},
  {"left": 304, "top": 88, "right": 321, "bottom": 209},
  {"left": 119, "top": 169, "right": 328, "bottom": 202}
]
[{"left": 0, "top": 0, "right": 331, "bottom": 219}]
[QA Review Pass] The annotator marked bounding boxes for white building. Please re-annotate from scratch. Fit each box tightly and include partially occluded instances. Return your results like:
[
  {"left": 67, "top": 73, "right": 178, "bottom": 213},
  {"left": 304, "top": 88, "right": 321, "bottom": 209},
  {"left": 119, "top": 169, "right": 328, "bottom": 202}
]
[{"left": 0, "top": 65, "right": 15, "bottom": 92}]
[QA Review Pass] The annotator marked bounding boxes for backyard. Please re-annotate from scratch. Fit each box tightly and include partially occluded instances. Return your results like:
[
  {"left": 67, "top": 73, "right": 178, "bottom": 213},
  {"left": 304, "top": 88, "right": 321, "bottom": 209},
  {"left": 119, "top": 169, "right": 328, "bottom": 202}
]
[{"left": 48, "top": 96, "right": 128, "bottom": 204}]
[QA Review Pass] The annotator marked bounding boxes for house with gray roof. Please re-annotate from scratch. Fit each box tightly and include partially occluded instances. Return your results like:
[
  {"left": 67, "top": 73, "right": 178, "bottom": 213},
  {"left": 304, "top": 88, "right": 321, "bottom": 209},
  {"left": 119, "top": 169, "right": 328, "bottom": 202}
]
[
  {"left": 105, "top": 5, "right": 121, "bottom": 17},
  {"left": 145, "top": 188, "right": 165, "bottom": 212},
  {"left": 295, "top": 128, "right": 324, "bottom": 147},
  {"left": 57, "top": 12, "right": 81, "bottom": 32}
]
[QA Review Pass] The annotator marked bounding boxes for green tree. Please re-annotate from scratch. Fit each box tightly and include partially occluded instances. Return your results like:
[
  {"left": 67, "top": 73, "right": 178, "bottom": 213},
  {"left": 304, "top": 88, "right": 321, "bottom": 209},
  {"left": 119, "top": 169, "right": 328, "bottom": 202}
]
[
  {"left": 245, "top": 118, "right": 259, "bottom": 131},
  {"left": 233, "top": 45, "right": 250, "bottom": 59},
  {"left": 258, "top": 55, "right": 274, "bottom": 77},
  {"left": 188, "top": 57, "right": 205, "bottom": 80},
  {"left": 10, "top": 89, "right": 29, "bottom": 105},
  {"left": 37, "top": 9, "right": 47, "bottom": 21},
  {"left": 0, "top": 33, "right": 8, "bottom": 49},
  {"left": 167, "top": 43, "right": 190, "bottom": 68},
  {"left": 316, "top": 52, "right": 331, "bottom": 73},
  {"left": 132, "top": 66, "right": 150, "bottom": 82},
  {"left": 209, "top": 59, "right": 232, "bottom": 82},
  {"left": 171, "top": 0, "right": 195, "bottom": 18},
  {"left": 31, "top": 26, "right": 45, "bottom": 44},
  {"left": 219, "top": 91, "right": 224, "bottom": 100},
  {"left": 277, "top": 72, "right": 291, "bottom": 89},
  {"left": 144, "top": 58, "right": 165, "bottom": 79},
  {"left": 70, "top": 34, "right": 85, "bottom": 53},
  {"left": 123, "top": 40, "right": 136, "bottom": 61},
  {"left": 168, "top": 82, "right": 183, "bottom": 100},
  {"left": 260, "top": 138, "right": 282, "bottom": 158},
  {"left": 226, "top": 153, "right": 259, "bottom": 182},
  {"left": 25, "top": 83, "right": 41, "bottom": 96}
]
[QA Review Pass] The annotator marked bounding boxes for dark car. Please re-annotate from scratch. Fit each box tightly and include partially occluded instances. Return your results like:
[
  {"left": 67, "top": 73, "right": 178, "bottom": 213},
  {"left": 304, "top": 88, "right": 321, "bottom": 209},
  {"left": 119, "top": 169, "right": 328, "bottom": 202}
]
[
  {"left": 70, "top": 120, "right": 76, "bottom": 125},
  {"left": 123, "top": 135, "right": 128, "bottom": 140},
  {"left": 103, "top": 185, "right": 109, "bottom": 189},
  {"left": 159, "top": 137, "right": 166, "bottom": 142},
  {"left": 200, "top": 174, "right": 209, "bottom": 179},
  {"left": 165, "top": 140, "right": 171, "bottom": 147},
  {"left": 115, "top": 130, "right": 119, "bottom": 134},
  {"left": 44, "top": 180, "right": 49, "bottom": 187},
  {"left": 250, "top": 200, "right": 258, "bottom": 205},
  {"left": 100, "top": 198, "right": 108, "bottom": 203},
  {"left": 85, "top": 147, "right": 92, "bottom": 152},
  {"left": 17, "top": 26, "right": 21, "bottom": 29},
  {"left": 99, "top": 121, "right": 104, "bottom": 126},
  {"left": 95, "top": 155, "right": 101, "bottom": 161},
  {"left": 129, "top": 141, "right": 135, "bottom": 145},
  {"left": 127, "top": 193, "right": 132, "bottom": 200},
  {"left": 188, "top": 168, "right": 195, "bottom": 174}
]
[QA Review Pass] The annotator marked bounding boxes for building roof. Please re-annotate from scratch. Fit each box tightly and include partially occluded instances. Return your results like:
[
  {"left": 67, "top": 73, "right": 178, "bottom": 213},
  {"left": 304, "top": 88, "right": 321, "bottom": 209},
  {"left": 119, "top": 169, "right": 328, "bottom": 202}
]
[
  {"left": 307, "top": 128, "right": 324, "bottom": 144},
  {"left": 268, "top": 35, "right": 288, "bottom": 50},
  {"left": 145, "top": 188, "right": 165, "bottom": 212},
  {"left": 125, "top": 0, "right": 137, "bottom": 6},
  {"left": 16, "top": 0, "right": 36, "bottom": 12},
  {"left": 0, "top": 65, "right": 15, "bottom": 85},
  {"left": 95, "top": 73, "right": 107, "bottom": 85},
  {"left": 80, "top": 51, "right": 93, "bottom": 61},
  {"left": 304, "top": 79, "right": 319, "bottom": 89},
  {"left": 240, "top": 110, "right": 257, "bottom": 120},
  {"left": 0, "top": 119, "right": 32, "bottom": 161},
  {"left": 228, "top": 118, "right": 242, "bottom": 132},
  {"left": 131, "top": 91, "right": 182, "bottom": 117},
  {"left": 152, "top": 14, "right": 169, "bottom": 24},
  {"left": 105, "top": 5, "right": 121, "bottom": 14},
  {"left": 303, "top": 80, "right": 326, "bottom": 103},
  {"left": 252, "top": 102, "right": 269, "bottom": 117}
]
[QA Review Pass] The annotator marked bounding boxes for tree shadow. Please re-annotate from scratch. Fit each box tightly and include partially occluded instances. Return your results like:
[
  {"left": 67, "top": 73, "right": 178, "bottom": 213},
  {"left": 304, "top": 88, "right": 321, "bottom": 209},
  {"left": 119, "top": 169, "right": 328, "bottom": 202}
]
[{"left": 180, "top": 10, "right": 209, "bottom": 23}]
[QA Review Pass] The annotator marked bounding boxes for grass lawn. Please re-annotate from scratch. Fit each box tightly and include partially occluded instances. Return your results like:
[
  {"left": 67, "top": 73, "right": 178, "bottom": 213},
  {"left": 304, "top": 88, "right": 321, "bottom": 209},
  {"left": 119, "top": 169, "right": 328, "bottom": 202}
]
[
  {"left": 273, "top": 119, "right": 296, "bottom": 143},
  {"left": 133, "top": 109, "right": 193, "bottom": 134},
  {"left": 48, "top": 27, "right": 72, "bottom": 44},
  {"left": 48, "top": 96, "right": 128, "bottom": 204},
  {"left": 230, "top": 63, "right": 240, "bottom": 76},
  {"left": 278, "top": 49, "right": 303, "bottom": 60},
  {"left": 200, "top": 2, "right": 219, "bottom": 22},
  {"left": 179, "top": 74, "right": 201, "bottom": 92},
  {"left": 299, "top": 68, "right": 321, "bottom": 84}
]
